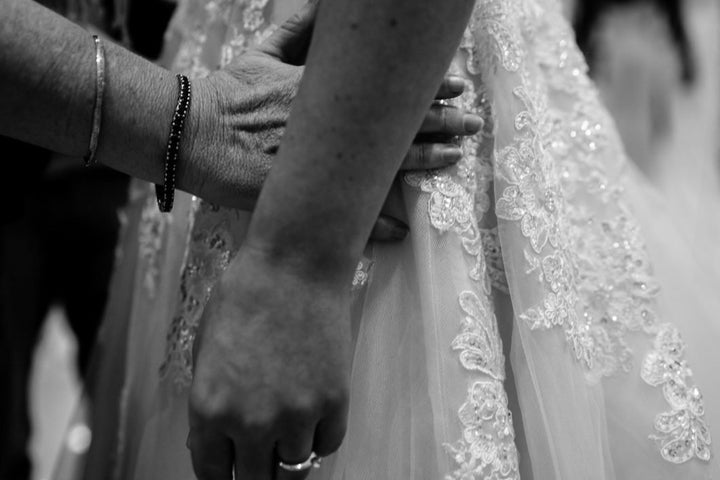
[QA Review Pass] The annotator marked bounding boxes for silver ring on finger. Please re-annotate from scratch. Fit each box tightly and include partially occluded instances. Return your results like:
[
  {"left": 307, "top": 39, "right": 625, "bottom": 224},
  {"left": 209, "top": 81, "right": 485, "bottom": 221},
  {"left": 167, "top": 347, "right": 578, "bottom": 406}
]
[{"left": 278, "top": 451, "right": 323, "bottom": 472}]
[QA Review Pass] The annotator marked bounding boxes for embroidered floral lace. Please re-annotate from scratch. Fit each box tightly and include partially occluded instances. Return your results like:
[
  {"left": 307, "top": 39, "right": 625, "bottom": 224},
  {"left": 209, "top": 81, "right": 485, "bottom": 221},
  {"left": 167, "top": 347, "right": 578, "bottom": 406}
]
[{"left": 133, "top": 0, "right": 712, "bottom": 476}]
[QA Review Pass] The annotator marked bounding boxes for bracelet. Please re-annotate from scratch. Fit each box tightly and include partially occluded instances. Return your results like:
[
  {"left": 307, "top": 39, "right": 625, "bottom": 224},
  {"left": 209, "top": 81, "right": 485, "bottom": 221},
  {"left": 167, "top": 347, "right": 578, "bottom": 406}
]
[
  {"left": 84, "top": 34, "right": 105, "bottom": 166},
  {"left": 155, "top": 74, "right": 191, "bottom": 213}
]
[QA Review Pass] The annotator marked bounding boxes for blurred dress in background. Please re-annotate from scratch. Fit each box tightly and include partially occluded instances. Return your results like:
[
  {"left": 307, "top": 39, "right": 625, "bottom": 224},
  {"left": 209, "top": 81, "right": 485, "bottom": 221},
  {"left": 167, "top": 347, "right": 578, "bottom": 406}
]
[{"left": 568, "top": 0, "right": 720, "bottom": 312}]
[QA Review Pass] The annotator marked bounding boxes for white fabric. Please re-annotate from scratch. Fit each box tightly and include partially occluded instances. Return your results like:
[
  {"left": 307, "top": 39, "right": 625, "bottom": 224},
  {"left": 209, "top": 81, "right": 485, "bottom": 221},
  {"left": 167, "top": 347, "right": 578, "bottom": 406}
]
[{"left": 76, "top": 0, "right": 720, "bottom": 479}]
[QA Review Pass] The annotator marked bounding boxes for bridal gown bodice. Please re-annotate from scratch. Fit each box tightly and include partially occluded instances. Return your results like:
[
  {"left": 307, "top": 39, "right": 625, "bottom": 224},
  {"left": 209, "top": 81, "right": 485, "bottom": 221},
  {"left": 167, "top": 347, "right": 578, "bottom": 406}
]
[{"left": 99, "top": 0, "right": 720, "bottom": 479}]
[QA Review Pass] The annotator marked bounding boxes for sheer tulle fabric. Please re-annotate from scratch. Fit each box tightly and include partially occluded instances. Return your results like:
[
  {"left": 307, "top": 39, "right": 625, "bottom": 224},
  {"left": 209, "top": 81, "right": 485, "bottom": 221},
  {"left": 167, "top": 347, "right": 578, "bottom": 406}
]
[{"left": 74, "top": 0, "right": 720, "bottom": 479}]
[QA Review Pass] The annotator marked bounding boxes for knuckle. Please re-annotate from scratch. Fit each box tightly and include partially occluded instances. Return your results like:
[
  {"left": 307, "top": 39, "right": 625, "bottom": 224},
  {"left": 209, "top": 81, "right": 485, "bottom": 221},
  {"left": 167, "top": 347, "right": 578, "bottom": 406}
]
[
  {"left": 280, "top": 390, "right": 326, "bottom": 422},
  {"left": 290, "top": 392, "right": 320, "bottom": 415},
  {"left": 189, "top": 387, "right": 231, "bottom": 425}
]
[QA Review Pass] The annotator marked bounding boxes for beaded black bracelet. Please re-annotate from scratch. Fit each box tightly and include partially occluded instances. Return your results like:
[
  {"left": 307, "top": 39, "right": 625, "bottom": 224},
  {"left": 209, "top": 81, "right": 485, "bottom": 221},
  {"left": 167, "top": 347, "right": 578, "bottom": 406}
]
[{"left": 156, "top": 74, "right": 191, "bottom": 213}]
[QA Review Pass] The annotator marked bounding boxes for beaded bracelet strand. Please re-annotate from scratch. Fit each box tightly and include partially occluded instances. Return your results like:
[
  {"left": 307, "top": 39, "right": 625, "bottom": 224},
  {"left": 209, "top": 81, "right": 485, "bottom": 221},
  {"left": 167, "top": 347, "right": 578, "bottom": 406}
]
[{"left": 156, "top": 74, "right": 191, "bottom": 213}]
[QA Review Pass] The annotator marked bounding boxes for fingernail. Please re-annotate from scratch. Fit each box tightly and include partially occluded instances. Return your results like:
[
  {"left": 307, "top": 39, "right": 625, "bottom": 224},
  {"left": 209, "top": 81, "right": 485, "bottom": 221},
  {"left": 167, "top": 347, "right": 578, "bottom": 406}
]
[
  {"left": 443, "top": 147, "right": 463, "bottom": 163},
  {"left": 447, "top": 76, "right": 465, "bottom": 94},
  {"left": 463, "top": 114, "right": 484, "bottom": 134}
]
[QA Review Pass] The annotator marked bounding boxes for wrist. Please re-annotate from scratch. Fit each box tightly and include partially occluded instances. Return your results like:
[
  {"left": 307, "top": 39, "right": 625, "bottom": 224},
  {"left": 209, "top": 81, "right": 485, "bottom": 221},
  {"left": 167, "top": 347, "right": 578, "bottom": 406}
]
[
  {"left": 237, "top": 238, "right": 359, "bottom": 290},
  {"left": 175, "top": 71, "right": 273, "bottom": 209},
  {"left": 94, "top": 41, "right": 176, "bottom": 184},
  {"left": 175, "top": 75, "right": 220, "bottom": 197}
]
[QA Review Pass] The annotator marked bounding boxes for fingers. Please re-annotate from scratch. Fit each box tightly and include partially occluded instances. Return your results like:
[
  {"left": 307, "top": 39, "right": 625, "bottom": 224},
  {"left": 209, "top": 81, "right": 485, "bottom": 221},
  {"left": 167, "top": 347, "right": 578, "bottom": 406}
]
[
  {"left": 233, "top": 441, "right": 275, "bottom": 480},
  {"left": 400, "top": 143, "right": 463, "bottom": 171},
  {"left": 435, "top": 75, "right": 466, "bottom": 99},
  {"left": 369, "top": 215, "right": 409, "bottom": 242},
  {"left": 187, "top": 428, "right": 234, "bottom": 480},
  {"left": 419, "top": 104, "right": 484, "bottom": 137},
  {"left": 313, "top": 416, "right": 347, "bottom": 458},
  {"left": 257, "top": 0, "right": 318, "bottom": 64},
  {"left": 275, "top": 425, "right": 317, "bottom": 480}
]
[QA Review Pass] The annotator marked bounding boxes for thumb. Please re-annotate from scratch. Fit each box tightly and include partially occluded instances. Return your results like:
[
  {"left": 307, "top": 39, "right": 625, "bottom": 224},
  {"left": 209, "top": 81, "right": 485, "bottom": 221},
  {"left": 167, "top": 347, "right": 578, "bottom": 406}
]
[{"left": 257, "top": 0, "right": 318, "bottom": 65}]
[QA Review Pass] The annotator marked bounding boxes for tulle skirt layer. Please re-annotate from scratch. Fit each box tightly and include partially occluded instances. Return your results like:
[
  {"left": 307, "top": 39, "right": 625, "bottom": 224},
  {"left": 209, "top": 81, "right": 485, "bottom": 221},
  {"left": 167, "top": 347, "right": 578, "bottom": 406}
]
[
  {"left": 79, "top": 170, "right": 720, "bottom": 479},
  {"left": 74, "top": 0, "right": 720, "bottom": 478}
]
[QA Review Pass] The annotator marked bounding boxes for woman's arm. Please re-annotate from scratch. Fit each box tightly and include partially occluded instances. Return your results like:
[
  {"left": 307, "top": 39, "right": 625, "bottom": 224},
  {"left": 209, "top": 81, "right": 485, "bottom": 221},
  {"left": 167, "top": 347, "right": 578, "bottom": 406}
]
[
  {"left": 188, "top": 0, "right": 475, "bottom": 478},
  {"left": 0, "top": 0, "right": 175, "bottom": 180},
  {"left": 0, "top": 0, "right": 478, "bottom": 211},
  {"left": 246, "top": 0, "right": 476, "bottom": 277}
]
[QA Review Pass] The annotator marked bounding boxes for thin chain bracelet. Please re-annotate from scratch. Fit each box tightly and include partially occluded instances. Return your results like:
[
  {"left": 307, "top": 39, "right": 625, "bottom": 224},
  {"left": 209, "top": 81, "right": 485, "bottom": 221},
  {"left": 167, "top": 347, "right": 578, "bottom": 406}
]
[
  {"left": 84, "top": 34, "right": 105, "bottom": 166},
  {"left": 156, "top": 74, "right": 191, "bottom": 213}
]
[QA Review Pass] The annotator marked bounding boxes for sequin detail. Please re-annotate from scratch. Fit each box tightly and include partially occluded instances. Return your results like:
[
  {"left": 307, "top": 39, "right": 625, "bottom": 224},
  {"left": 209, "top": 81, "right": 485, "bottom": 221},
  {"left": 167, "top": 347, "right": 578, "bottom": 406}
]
[
  {"left": 642, "top": 325, "right": 712, "bottom": 463},
  {"left": 484, "top": 0, "right": 711, "bottom": 464},
  {"left": 146, "top": 0, "right": 713, "bottom": 471},
  {"left": 439, "top": 0, "right": 711, "bottom": 468},
  {"left": 352, "top": 258, "right": 372, "bottom": 290},
  {"left": 407, "top": 62, "right": 519, "bottom": 477},
  {"left": 444, "top": 381, "right": 519, "bottom": 480}
]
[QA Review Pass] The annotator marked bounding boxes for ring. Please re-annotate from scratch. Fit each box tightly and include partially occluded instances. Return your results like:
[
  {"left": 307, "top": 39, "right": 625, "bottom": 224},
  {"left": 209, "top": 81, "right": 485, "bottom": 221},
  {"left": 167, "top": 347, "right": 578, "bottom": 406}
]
[{"left": 278, "top": 451, "right": 323, "bottom": 472}]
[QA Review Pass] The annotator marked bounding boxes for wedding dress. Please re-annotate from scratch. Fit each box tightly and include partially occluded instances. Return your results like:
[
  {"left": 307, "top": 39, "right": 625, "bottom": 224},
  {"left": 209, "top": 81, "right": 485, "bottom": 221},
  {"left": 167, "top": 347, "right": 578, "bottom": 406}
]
[
  {"left": 78, "top": 0, "right": 720, "bottom": 478},
  {"left": 587, "top": 0, "right": 720, "bottom": 276}
]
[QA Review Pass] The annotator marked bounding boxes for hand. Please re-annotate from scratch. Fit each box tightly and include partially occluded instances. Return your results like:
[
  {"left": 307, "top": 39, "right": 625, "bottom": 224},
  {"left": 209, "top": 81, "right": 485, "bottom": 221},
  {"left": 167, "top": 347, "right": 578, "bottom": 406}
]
[
  {"left": 188, "top": 246, "right": 352, "bottom": 480},
  {"left": 179, "top": 1, "right": 481, "bottom": 239}
]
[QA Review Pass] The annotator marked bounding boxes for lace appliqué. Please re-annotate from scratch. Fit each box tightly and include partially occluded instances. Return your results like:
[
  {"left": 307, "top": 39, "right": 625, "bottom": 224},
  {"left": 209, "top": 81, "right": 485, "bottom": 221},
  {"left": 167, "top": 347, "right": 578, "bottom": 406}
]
[
  {"left": 352, "top": 258, "right": 372, "bottom": 290},
  {"left": 169, "top": 0, "right": 276, "bottom": 75},
  {"left": 472, "top": 0, "right": 712, "bottom": 464},
  {"left": 493, "top": 82, "right": 593, "bottom": 365},
  {"left": 159, "top": 200, "right": 237, "bottom": 389},
  {"left": 452, "top": 291, "right": 504, "bottom": 381},
  {"left": 641, "top": 325, "right": 712, "bottom": 463},
  {"left": 444, "top": 381, "right": 519, "bottom": 480},
  {"left": 407, "top": 69, "right": 519, "bottom": 477},
  {"left": 138, "top": 191, "right": 169, "bottom": 298},
  {"left": 463, "top": 0, "right": 525, "bottom": 75},
  {"left": 221, "top": 0, "right": 277, "bottom": 67}
]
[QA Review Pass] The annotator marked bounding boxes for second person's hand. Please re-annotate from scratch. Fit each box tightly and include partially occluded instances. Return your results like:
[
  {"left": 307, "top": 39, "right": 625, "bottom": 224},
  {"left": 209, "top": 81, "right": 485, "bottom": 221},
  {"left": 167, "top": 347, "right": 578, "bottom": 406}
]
[{"left": 176, "top": 1, "right": 481, "bottom": 239}]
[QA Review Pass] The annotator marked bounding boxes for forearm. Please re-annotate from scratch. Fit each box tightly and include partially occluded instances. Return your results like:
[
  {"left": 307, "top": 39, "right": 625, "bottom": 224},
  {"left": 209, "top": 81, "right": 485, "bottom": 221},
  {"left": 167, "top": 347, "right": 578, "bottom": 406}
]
[
  {"left": 0, "top": 0, "right": 176, "bottom": 183},
  {"left": 245, "top": 0, "right": 474, "bottom": 281}
]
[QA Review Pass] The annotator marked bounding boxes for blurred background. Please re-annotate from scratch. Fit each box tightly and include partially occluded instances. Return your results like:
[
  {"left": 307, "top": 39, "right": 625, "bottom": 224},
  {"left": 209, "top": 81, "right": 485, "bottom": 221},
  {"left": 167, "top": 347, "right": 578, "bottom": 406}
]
[
  {"left": 0, "top": 0, "right": 175, "bottom": 479},
  {"left": 4, "top": 0, "right": 720, "bottom": 479}
]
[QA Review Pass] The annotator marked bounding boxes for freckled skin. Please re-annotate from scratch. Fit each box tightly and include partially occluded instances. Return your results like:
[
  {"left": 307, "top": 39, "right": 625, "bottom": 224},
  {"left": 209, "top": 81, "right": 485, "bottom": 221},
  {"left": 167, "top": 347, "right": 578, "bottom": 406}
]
[{"left": 189, "top": 0, "right": 477, "bottom": 476}]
